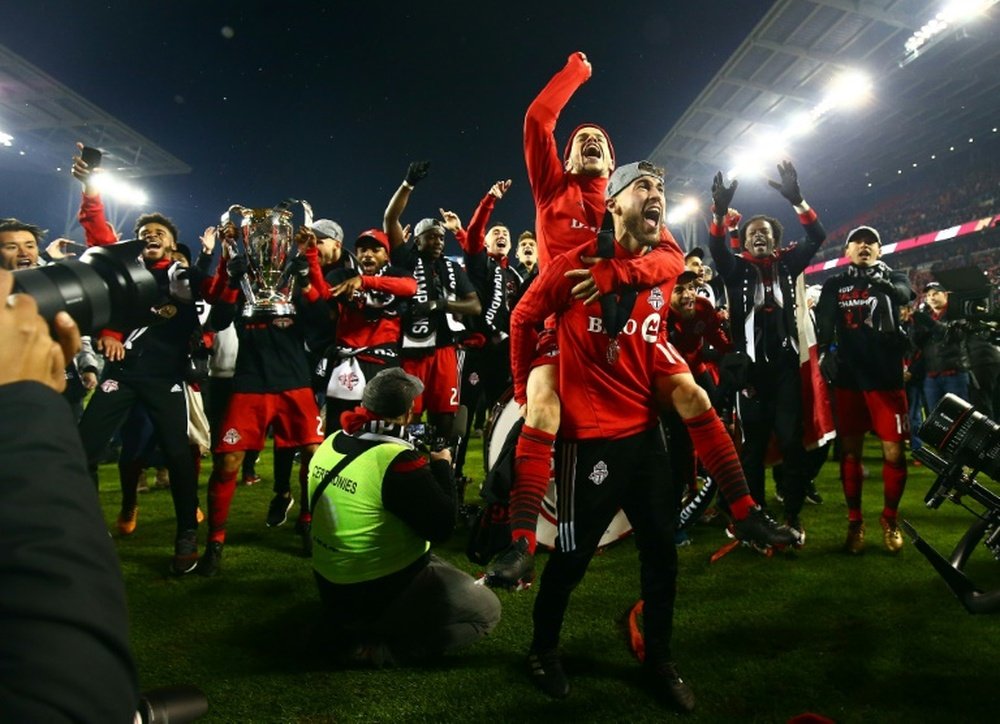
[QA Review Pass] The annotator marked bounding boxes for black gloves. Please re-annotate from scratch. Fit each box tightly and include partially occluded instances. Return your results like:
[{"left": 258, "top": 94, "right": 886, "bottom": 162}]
[
  {"left": 711, "top": 171, "right": 738, "bottom": 217},
  {"left": 767, "top": 161, "right": 803, "bottom": 206},
  {"left": 226, "top": 255, "right": 249, "bottom": 289},
  {"left": 818, "top": 346, "right": 839, "bottom": 385},
  {"left": 285, "top": 254, "right": 311, "bottom": 282},
  {"left": 405, "top": 161, "right": 431, "bottom": 187},
  {"left": 410, "top": 299, "right": 444, "bottom": 317}
]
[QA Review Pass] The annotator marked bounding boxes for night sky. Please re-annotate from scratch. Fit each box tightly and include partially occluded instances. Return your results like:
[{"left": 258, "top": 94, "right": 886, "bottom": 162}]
[{"left": 3, "top": 1, "right": 771, "bottom": 250}]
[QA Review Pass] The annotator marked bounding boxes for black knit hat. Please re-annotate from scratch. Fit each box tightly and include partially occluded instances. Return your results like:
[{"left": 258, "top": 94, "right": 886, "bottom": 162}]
[{"left": 362, "top": 368, "right": 424, "bottom": 418}]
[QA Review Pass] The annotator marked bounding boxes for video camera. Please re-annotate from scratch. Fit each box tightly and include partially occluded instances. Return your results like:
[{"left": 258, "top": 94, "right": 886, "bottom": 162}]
[
  {"left": 930, "top": 265, "right": 1000, "bottom": 344},
  {"left": 12, "top": 239, "right": 160, "bottom": 335},
  {"left": 901, "top": 393, "right": 1000, "bottom": 613}
]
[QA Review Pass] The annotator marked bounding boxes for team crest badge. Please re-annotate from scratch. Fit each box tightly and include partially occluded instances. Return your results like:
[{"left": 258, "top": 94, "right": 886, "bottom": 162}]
[
  {"left": 648, "top": 287, "right": 664, "bottom": 311},
  {"left": 589, "top": 461, "right": 609, "bottom": 486},
  {"left": 223, "top": 428, "right": 241, "bottom": 445},
  {"left": 469, "top": 372, "right": 480, "bottom": 385},
  {"left": 338, "top": 371, "right": 360, "bottom": 391},
  {"left": 272, "top": 317, "right": 293, "bottom": 329},
  {"left": 101, "top": 379, "right": 119, "bottom": 393}
]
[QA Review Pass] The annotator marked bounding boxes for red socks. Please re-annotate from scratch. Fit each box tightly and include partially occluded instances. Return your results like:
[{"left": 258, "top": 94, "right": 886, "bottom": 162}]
[
  {"left": 841, "top": 455, "right": 863, "bottom": 522},
  {"left": 509, "top": 424, "right": 556, "bottom": 554},
  {"left": 207, "top": 468, "right": 238, "bottom": 543},
  {"left": 882, "top": 459, "right": 907, "bottom": 520},
  {"left": 684, "top": 409, "right": 754, "bottom": 520}
]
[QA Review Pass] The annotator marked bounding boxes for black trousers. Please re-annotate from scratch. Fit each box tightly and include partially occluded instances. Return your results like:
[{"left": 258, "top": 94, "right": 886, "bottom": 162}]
[
  {"left": 739, "top": 357, "right": 808, "bottom": 519},
  {"left": 78, "top": 376, "right": 199, "bottom": 532},
  {"left": 531, "top": 426, "right": 678, "bottom": 664}
]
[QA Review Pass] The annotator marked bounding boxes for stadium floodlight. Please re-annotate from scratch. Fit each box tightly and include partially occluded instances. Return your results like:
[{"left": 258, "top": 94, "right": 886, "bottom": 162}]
[
  {"left": 784, "top": 111, "right": 816, "bottom": 139},
  {"left": 822, "top": 69, "right": 873, "bottom": 109},
  {"left": 901, "top": 0, "right": 998, "bottom": 65},
  {"left": 0, "top": 131, "right": 13, "bottom": 147},
  {"left": 91, "top": 173, "right": 149, "bottom": 206},
  {"left": 666, "top": 196, "right": 699, "bottom": 225}
]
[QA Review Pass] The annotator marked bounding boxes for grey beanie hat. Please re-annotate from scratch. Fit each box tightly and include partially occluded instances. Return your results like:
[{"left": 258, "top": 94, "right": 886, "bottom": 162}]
[{"left": 362, "top": 368, "right": 425, "bottom": 418}]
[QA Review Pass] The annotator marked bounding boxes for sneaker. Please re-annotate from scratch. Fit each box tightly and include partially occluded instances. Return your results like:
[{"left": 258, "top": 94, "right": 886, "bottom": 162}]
[
  {"left": 845, "top": 520, "right": 865, "bottom": 555},
  {"left": 732, "top": 506, "right": 798, "bottom": 549},
  {"left": 880, "top": 515, "right": 904, "bottom": 553},
  {"left": 243, "top": 473, "right": 262, "bottom": 486},
  {"left": 804, "top": 480, "right": 824, "bottom": 505},
  {"left": 485, "top": 537, "right": 535, "bottom": 590},
  {"left": 296, "top": 517, "right": 313, "bottom": 557},
  {"left": 117, "top": 506, "right": 138, "bottom": 536},
  {"left": 197, "top": 541, "right": 224, "bottom": 577},
  {"left": 266, "top": 495, "right": 294, "bottom": 528},
  {"left": 170, "top": 529, "right": 199, "bottom": 575},
  {"left": 646, "top": 660, "right": 696, "bottom": 713},
  {"left": 774, "top": 480, "right": 786, "bottom": 504},
  {"left": 674, "top": 529, "right": 692, "bottom": 547},
  {"left": 528, "top": 648, "right": 569, "bottom": 699},
  {"left": 785, "top": 516, "right": 806, "bottom": 548}
]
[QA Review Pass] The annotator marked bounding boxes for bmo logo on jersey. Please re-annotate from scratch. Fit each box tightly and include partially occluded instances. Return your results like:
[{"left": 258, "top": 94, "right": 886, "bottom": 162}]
[{"left": 586, "top": 313, "right": 661, "bottom": 343}]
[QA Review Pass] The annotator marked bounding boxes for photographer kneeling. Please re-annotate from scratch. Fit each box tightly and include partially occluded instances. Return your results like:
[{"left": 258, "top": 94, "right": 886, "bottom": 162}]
[{"left": 308, "top": 368, "right": 500, "bottom": 664}]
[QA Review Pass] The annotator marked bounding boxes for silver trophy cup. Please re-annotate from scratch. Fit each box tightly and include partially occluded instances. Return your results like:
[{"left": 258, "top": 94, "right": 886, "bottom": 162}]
[{"left": 225, "top": 205, "right": 296, "bottom": 318}]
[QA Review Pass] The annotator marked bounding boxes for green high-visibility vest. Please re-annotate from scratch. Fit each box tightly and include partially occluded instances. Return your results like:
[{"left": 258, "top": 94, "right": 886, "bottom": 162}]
[{"left": 309, "top": 431, "right": 430, "bottom": 584}]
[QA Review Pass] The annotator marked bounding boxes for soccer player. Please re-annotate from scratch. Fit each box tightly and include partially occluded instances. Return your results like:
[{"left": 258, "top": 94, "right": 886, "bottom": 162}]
[
  {"left": 509, "top": 161, "right": 694, "bottom": 710},
  {"left": 815, "top": 225, "right": 915, "bottom": 554}
]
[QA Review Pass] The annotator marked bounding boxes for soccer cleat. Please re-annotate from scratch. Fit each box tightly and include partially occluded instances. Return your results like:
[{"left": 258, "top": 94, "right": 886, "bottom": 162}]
[
  {"left": 774, "top": 480, "right": 786, "bottom": 504},
  {"left": 845, "top": 520, "right": 866, "bottom": 555},
  {"left": 804, "top": 480, "right": 824, "bottom": 505},
  {"left": 196, "top": 507, "right": 205, "bottom": 524},
  {"left": 243, "top": 473, "right": 262, "bottom": 486},
  {"left": 170, "top": 529, "right": 199, "bottom": 575},
  {"left": 528, "top": 648, "right": 569, "bottom": 699},
  {"left": 266, "top": 495, "right": 294, "bottom": 528},
  {"left": 646, "top": 660, "right": 696, "bottom": 713},
  {"left": 117, "top": 506, "right": 138, "bottom": 536},
  {"left": 731, "top": 506, "right": 798, "bottom": 550},
  {"left": 880, "top": 515, "right": 904, "bottom": 553},
  {"left": 197, "top": 541, "right": 224, "bottom": 577},
  {"left": 484, "top": 536, "right": 535, "bottom": 590}
]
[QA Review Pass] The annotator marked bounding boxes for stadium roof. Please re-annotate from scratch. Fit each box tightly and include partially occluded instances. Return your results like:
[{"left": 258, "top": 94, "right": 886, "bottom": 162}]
[
  {"left": 0, "top": 42, "right": 189, "bottom": 179},
  {"left": 650, "top": 0, "right": 1000, "bottom": 204}
]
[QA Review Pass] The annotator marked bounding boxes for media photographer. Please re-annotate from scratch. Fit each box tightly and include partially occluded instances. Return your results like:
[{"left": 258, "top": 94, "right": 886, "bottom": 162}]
[
  {"left": 911, "top": 282, "right": 971, "bottom": 411},
  {"left": 308, "top": 367, "right": 500, "bottom": 664},
  {"left": 0, "top": 269, "right": 139, "bottom": 721}
]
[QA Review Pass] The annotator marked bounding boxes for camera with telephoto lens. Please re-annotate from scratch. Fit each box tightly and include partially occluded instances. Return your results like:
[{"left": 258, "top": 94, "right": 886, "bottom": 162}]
[
  {"left": 901, "top": 393, "right": 1000, "bottom": 613},
  {"left": 134, "top": 684, "right": 208, "bottom": 723},
  {"left": 407, "top": 406, "right": 468, "bottom": 459},
  {"left": 931, "top": 265, "right": 1000, "bottom": 344},
  {"left": 11, "top": 239, "right": 160, "bottom": 335}
]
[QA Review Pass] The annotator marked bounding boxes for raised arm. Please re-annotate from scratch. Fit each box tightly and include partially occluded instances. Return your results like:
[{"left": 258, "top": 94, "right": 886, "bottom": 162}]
[
  {"left": 524, "top": 52, "right": 592, "bottom": 202},
  {"left": 767, "top": 161, "right": 827, "bottom": 275},
  {"left": 384, "top": 161, "right": 430, "bottom": 250}
]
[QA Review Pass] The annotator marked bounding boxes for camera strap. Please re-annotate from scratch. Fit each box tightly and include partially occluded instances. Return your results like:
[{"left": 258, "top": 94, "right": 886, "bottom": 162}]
[{"left": 308, "top": 455, "right": 355, "bottom": 515}]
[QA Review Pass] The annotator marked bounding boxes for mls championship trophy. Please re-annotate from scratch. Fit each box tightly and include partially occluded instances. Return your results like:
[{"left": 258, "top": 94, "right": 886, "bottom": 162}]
[{"left": 222, "top": 200, "right": 312, "bottom": 319}]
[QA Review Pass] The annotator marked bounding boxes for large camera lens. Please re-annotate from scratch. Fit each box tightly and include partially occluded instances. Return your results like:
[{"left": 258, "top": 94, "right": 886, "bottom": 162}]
[
  {"left": 12, "top": 239, "right": 160, "bottom": 334},
  {"left": 920, "top": 393, "right": 1000, "bottom": 480}
]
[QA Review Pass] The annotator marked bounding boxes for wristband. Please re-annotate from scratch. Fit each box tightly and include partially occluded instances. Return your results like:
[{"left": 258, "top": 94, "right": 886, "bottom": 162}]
[{"left": 402, "top": 180, "right": 414, "bottom": 190}]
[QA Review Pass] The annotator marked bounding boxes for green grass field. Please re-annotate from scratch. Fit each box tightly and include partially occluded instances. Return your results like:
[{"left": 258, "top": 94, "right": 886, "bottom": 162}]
[{"left": 102, "top": 436, "right": 1000, "bottom": 723}]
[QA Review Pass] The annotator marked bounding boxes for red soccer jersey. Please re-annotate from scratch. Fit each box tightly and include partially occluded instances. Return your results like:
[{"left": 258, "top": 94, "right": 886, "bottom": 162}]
[
  {"left": 667, "top": 297, "right": 732, "bottom": 376},
  {"left": 334, "top": 273, "right": 417, "bottom": 352},
  {"left": 510, "top": 236, "right": 686, "bottom": 440}
]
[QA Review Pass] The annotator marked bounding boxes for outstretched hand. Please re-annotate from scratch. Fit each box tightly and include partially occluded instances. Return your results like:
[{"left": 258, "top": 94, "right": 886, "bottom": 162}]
[
  {"left": 439, "top": 209, "right": 463, "bottom": 234},
  {"left": 488, "top": 179, "right": 512, "bottom": 199},
  {"left": 767, "top": 161, "right": 803, "bottom": 205},
  {"left": 405, "top": 161, "right": 431, "bottom": 187},
  {"left": 711, "top": 172, "right": 738, "bottom": 217}
]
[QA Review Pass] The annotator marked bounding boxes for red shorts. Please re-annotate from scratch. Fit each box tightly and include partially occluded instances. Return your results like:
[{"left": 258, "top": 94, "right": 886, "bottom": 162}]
[
  {"left": 529, "top": 327, "right": 560, "bottom": 371},
  {"left": 653, "top": 339, "right": 693, "bottom": 378},
  {"left": 834, "top": 387, "right": 909, "bottom": 442},
  {"left": 401, "top": 346, "right": 459, "bottom": 415},
  {"left": 215, "top": 388, "right": 324, "bottom": 452}
]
